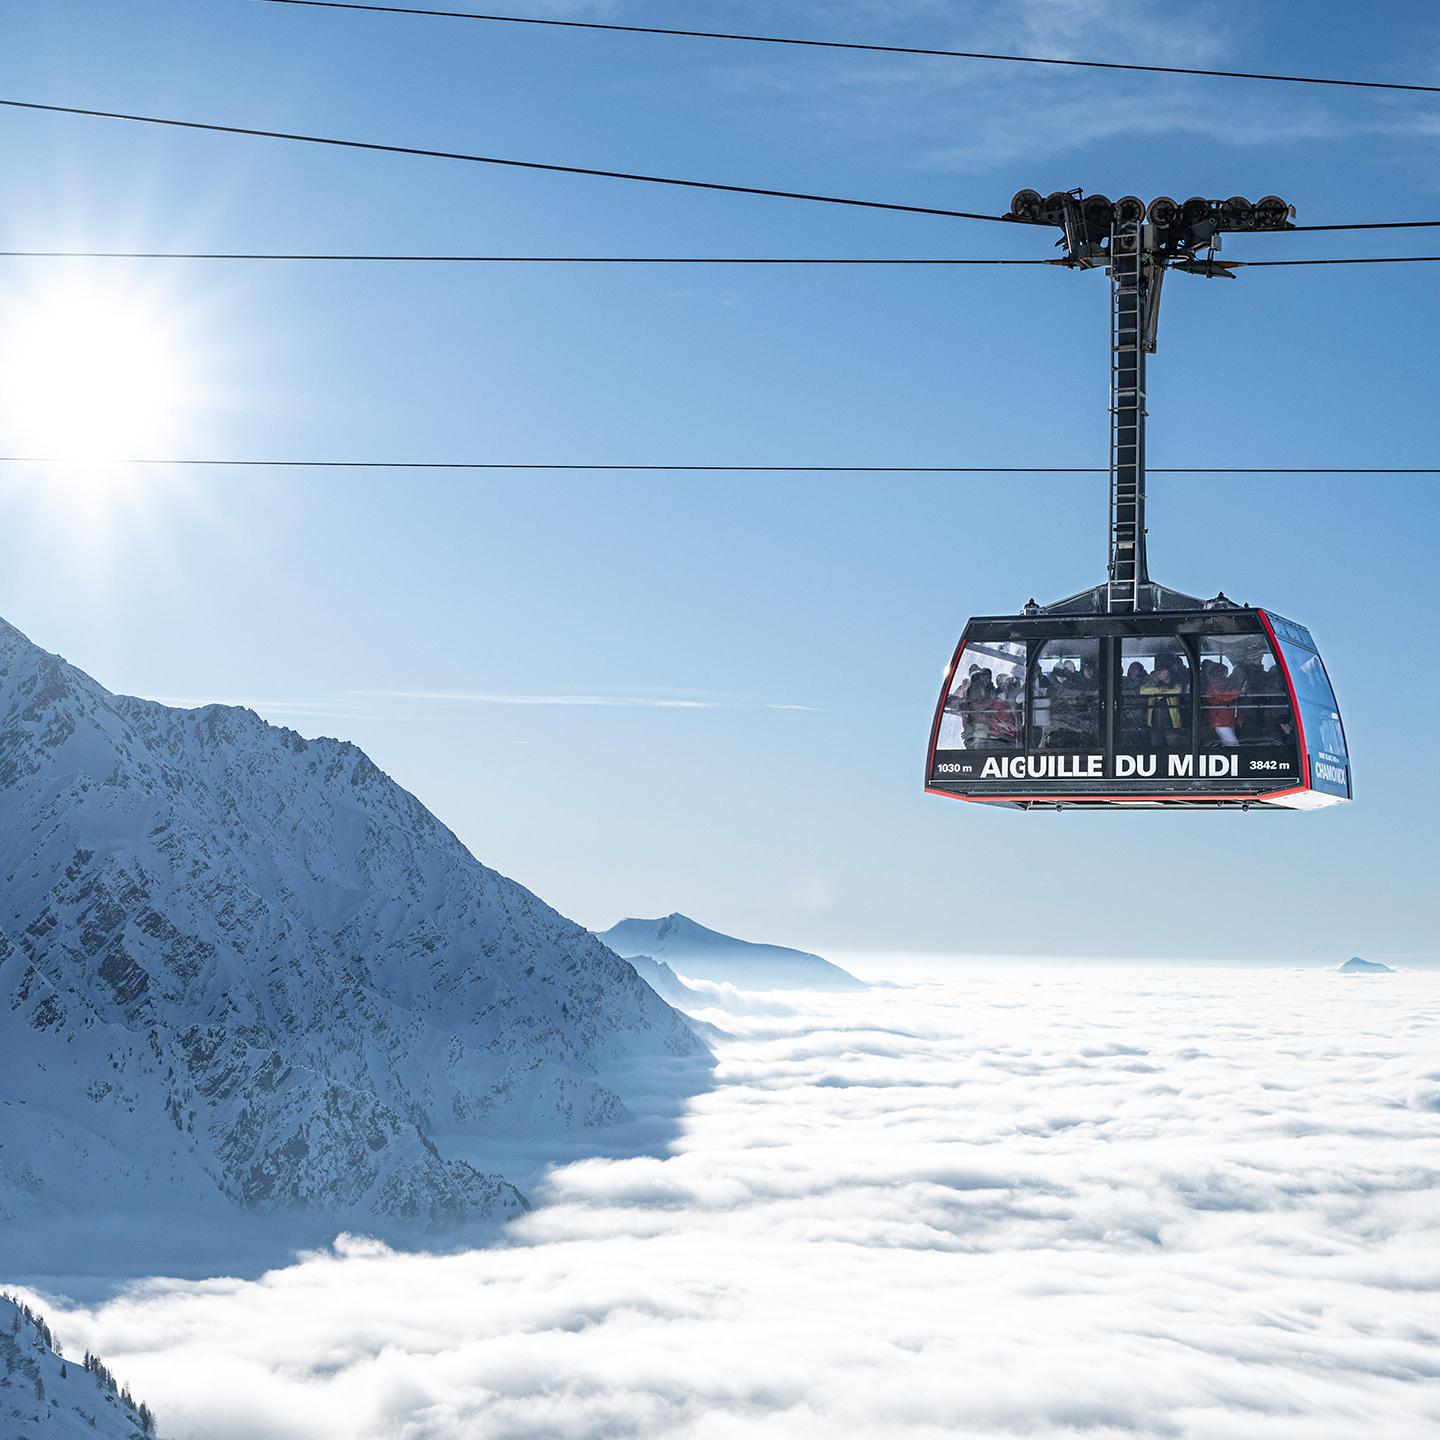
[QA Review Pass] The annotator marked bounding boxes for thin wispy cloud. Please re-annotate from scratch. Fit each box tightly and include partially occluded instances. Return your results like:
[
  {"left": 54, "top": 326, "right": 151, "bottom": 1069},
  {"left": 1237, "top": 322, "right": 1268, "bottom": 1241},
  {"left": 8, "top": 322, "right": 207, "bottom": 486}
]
[
  {"left": 353, "top": 688, "right": 714, "bottom": 708},
  {"left": 145, "top": 689, "right": 824, "bottom": 718},
  {"left": 25, "top": 966, "right": 1440, "bottom": 1440},
  {"left": 145, "top": 695, "right": 377, "bottom": 721},
  {"left": 709, "top": 0, "right": 1438, "bottom": 172},
  {"left": 349, "top": 689, "right": 825, "bottom": 711}
]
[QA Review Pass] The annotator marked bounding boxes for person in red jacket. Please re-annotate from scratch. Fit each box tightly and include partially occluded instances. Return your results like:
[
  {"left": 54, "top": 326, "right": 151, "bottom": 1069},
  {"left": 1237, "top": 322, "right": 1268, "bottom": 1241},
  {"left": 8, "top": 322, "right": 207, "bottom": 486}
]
[{"left": 1202, "top": 660, "right": 1242, "bottom": 747}]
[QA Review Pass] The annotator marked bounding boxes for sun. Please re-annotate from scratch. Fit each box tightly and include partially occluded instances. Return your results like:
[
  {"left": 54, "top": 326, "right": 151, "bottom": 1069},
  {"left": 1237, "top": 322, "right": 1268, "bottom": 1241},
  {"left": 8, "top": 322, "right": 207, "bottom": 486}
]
[
  {"left": 0, "top": 272, "right": 216, "bottom": 552},
  {"left": 0, "top": 275, "right": 197, "bottom": 463}
]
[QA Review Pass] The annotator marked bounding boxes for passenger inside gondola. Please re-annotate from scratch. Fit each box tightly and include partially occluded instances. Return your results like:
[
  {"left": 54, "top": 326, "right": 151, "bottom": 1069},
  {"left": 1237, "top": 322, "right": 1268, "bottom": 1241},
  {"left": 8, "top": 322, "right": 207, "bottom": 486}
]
[
  {"left": 1141, "top": 658, "right": 1186, "bottom": 748},
  {"left": 1119, "top": 660, "right": 1148, "bottom": 747},
  {"left": 1201, "top": 658, "right": 1242, "bottom": 746},
  {"left": 1247, "top": 660, "right": 1288, "bottom": 743},
  {"left": 1118, "top": 641, "right": 1190, "bottom": 750},
  {"left": 1033, "top": 640, "right": 1101, "bottom": 749},
  {"left": 966, "top": 667, "right": 994, "bottom": 747},
  {"left": 991, "top": 672, "right": 1024, "bottom": 745},
  {"left": 936, "top": 642, "right": 1025, "bottom": 751},
  {"left": 1199, "top": 637, "right": 1291, "bottom": 749}
]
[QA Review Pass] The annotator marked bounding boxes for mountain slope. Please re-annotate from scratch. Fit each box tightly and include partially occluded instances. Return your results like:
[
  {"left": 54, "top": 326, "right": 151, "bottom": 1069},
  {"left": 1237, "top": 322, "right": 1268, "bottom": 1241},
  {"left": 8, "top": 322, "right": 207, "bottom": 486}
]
[
  {"left": 1, "top": 1294, "right": 152, "bottom": 1439},
  {"left": 1339, "top": 956, "right": 1393, "bottom": 973},
  {"left": 626, "top": 954, "right": 708, "bottom": 1009},
  {"left": 0, "top": 618, "right": 705, "bottom": 1229},
  {"left": 598, "top": 914, "right": 864, "bottom": 991}
]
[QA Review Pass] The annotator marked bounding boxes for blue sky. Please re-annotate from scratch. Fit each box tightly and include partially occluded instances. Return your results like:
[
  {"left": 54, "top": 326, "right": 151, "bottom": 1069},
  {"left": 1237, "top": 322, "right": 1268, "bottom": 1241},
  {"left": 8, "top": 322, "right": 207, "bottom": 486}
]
[{"left": 1, "top": 0, "right": 1438, "bottom": 960}]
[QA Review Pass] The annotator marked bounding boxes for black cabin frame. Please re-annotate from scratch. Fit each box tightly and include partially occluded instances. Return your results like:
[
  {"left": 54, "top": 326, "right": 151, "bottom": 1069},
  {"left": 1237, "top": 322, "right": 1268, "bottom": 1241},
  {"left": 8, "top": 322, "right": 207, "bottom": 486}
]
[{"left": 925, "top": 607, "right": 1349, "bottom": 810}]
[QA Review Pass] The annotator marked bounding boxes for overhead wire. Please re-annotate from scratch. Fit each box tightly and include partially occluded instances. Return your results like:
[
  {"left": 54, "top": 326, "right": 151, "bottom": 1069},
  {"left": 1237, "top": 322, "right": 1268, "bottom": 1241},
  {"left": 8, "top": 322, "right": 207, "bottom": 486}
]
[
  {"left": 253, "top": 0, "right": 1440, "bottom": 97},
  {"left": 0, "top": 99, "right": 1010, "bottom": 223},
  {"left": 1280, "top": 220, "right": 1440, "bottom": 233},
  {"left": 0, "top": 25, "right": 1426, "bottom": 493},
  {"left": 1229, "top": 255, "right": 1440, "bottom": 266},
  {"left": 4, "top": 98, "right": 1440, "bottom": 234},
  {"left": 1, "top": 251, "right": 1438, "bottom": 266},
  {"left": 0, "top": 251, "right": 1049, "bottom": 264},
  {"left": 1, "top": 458, "right": 1435, "bottom": 474}
]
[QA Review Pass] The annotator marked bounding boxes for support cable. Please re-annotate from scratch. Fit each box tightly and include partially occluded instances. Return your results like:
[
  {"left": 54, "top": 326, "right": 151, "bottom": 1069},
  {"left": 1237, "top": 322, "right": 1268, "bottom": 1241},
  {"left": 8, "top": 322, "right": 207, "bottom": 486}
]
[
  {"left": 1234, "top": 255, "right": 1440, "bottom": 266},
  {"left": 0, "top": 100, "right": 1009, "bottom": 223},
  {"left": 0, "top": 251, "right": 1047, "bottom": 264},
  {"left": 4, "top": 99, "right": 1439, "bottom": 234},
  {"left": 2, "top": 251, "right": 1438, "bottom": 266},
  {"left": 1, "top": 458, "right": 1435, "bottom": 474},
  {"left": 253, "top": 1, "right": 1440, "bottom": 97}
]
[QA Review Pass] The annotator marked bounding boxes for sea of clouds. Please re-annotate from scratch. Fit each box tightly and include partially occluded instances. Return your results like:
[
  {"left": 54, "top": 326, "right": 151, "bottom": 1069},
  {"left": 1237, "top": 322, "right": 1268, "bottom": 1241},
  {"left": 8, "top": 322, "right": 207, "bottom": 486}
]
[{"left": 19, "top": 963, "right": 1440, "bottom": 1439}]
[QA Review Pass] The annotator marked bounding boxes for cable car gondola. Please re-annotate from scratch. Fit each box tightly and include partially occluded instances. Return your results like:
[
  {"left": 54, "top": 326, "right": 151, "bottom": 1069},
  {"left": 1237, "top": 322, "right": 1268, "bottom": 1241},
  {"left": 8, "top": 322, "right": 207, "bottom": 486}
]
[{"left": 925, "top": 190, "right": 1351, "bottom": 811}]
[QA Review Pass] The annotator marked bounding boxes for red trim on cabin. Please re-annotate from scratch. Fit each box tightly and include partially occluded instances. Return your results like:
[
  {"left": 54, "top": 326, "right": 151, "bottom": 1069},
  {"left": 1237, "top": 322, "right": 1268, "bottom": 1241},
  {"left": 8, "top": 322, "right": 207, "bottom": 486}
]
[
  {"left": 925, "top": 783, "right": 1309, "bottom": 806},
  {"left": 924, "top": 637, "right": 967, "bottom": 787}
]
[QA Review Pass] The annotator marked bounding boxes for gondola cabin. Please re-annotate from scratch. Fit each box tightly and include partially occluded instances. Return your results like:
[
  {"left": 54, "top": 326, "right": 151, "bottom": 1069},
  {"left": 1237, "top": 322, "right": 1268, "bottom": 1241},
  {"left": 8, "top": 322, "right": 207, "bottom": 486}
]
[
  {"left": 925, "top": 595, "right": 1350, "bottom": 810},
  {"left": 925, "top": 188, "right": 1352, "bottom": 813}
]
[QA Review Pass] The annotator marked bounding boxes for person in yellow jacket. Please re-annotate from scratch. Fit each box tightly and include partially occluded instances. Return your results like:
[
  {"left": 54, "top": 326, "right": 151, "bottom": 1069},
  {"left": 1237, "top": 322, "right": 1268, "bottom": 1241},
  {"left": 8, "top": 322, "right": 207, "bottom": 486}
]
[{"left": 1141, "top": 661, "right": 1185, "bottom": 747}]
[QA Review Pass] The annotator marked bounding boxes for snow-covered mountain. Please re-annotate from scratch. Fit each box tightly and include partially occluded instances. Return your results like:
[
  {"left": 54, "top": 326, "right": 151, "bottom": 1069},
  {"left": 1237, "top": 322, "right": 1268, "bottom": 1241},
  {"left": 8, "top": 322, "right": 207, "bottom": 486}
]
[
  {"left": 1, "top": 1293, "right": 152, "bottom": 1439},
  {"left": 1339, "top": 956, "right": 1393, "bottom": 973},
  {"left": 627, "top": 954, "right": 708, "bottom": 1009},
  {"left": 0, "top": 618, "right": 705, "bottom": 1230},
  {"left": 598, "top": 914, "right": 864, "bottom": 991}
]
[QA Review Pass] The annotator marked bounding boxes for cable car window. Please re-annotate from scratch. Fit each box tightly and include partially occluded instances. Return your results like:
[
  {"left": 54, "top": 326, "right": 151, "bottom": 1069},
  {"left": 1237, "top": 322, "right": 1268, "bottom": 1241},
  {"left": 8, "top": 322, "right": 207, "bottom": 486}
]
[
  {"left": 1033, "top": 639, "right": 1101, "bottom": 749},
  {"left": 1117, "top": 638, "right": 1190, "bottom": 752},
  {"left": 935, "top": 641, "right": 1026, "bottom": 751},
  {"left": 1276, "top": 640, "right": 1349, "bottom": 767},
  {"left": 1197, "top": 636, "right": 1290, "bottom": 749}
]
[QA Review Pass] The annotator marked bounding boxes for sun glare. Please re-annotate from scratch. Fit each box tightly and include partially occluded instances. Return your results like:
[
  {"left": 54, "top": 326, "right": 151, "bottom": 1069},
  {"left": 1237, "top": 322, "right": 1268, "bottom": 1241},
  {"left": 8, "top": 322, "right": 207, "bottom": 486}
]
[
  {"left": 0, "top": 277, "right": 196, "bottom": 462},
  {"left": 0, "top": 274, "right": 212, "bottom": 544}
]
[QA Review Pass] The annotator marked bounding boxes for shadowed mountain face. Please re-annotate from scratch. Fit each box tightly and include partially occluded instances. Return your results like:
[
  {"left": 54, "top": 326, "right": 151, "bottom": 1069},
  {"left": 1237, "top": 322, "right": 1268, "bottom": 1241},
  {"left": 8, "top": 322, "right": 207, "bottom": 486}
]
[
  {"left": 598, "top": 914, "right": 864, "bottom": 991},
  {"left": 625, "top": 954, "right": 708, "bottom": 1009},
  {"left": 0, "top": 619, "right": 705, "bottom": 1233}
]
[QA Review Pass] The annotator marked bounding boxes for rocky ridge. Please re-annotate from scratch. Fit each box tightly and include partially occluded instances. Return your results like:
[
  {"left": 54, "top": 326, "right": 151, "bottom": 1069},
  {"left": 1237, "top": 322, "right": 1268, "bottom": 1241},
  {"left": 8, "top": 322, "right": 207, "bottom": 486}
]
[{"left": 0, "top": 618, "right": 705, "bottom": 1228}]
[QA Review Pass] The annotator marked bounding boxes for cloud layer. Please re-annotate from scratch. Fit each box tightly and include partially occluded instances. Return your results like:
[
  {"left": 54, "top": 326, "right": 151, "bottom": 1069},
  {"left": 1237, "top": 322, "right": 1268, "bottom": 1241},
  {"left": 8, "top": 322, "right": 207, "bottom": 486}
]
[{"left": 20, "top": 965, "right": 1440, "bottom": 1439}]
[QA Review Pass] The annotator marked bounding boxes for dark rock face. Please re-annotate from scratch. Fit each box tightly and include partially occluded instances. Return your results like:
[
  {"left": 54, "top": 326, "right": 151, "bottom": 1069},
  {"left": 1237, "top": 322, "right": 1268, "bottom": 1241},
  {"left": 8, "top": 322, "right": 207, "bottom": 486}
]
[{"left": 0, "top": 618, "right": 705, "bottom": 1227}]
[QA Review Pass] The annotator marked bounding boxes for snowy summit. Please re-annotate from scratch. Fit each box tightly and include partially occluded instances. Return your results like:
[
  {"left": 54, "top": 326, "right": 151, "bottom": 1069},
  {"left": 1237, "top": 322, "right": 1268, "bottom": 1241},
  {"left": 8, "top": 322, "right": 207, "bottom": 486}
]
[
  {"left": 1338, "top": 956, "right": 1394, "bottom": 973},
  {"left": 0, "top": 618, "right": 705, "bottom": 1232},
  {"left": 598, "top": 913, "right": 864, "bottom": 991}
]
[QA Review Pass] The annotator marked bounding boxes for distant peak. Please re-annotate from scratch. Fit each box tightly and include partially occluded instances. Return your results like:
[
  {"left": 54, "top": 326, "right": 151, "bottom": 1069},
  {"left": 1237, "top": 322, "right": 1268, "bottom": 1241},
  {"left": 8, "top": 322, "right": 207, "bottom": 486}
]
[{"left": 607, "top": 912, "right": 701, "bottom": 932}]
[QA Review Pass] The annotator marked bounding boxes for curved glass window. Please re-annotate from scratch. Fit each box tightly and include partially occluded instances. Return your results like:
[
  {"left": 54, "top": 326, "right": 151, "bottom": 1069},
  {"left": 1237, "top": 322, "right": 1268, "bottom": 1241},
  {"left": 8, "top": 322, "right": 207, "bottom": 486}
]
[
  {"left": 936, "top": 641, "right": 1025, "bottom": 751},
  {"left": 1032, "top": 638, "right": 1101, "bottom": 749},
  {"left": 1277, "top": 640, "right": 1349, "bottom": 788},
  {"left": 1117, "top": 637, "right": 1190, "bottom": 751}
]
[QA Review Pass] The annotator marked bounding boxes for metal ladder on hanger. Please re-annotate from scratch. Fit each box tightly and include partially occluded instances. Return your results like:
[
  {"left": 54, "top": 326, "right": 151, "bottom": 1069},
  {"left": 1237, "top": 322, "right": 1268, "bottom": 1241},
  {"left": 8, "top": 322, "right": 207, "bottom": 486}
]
[{"left": 1107, "top": 219, "right": 1150, "bottom": 614}]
